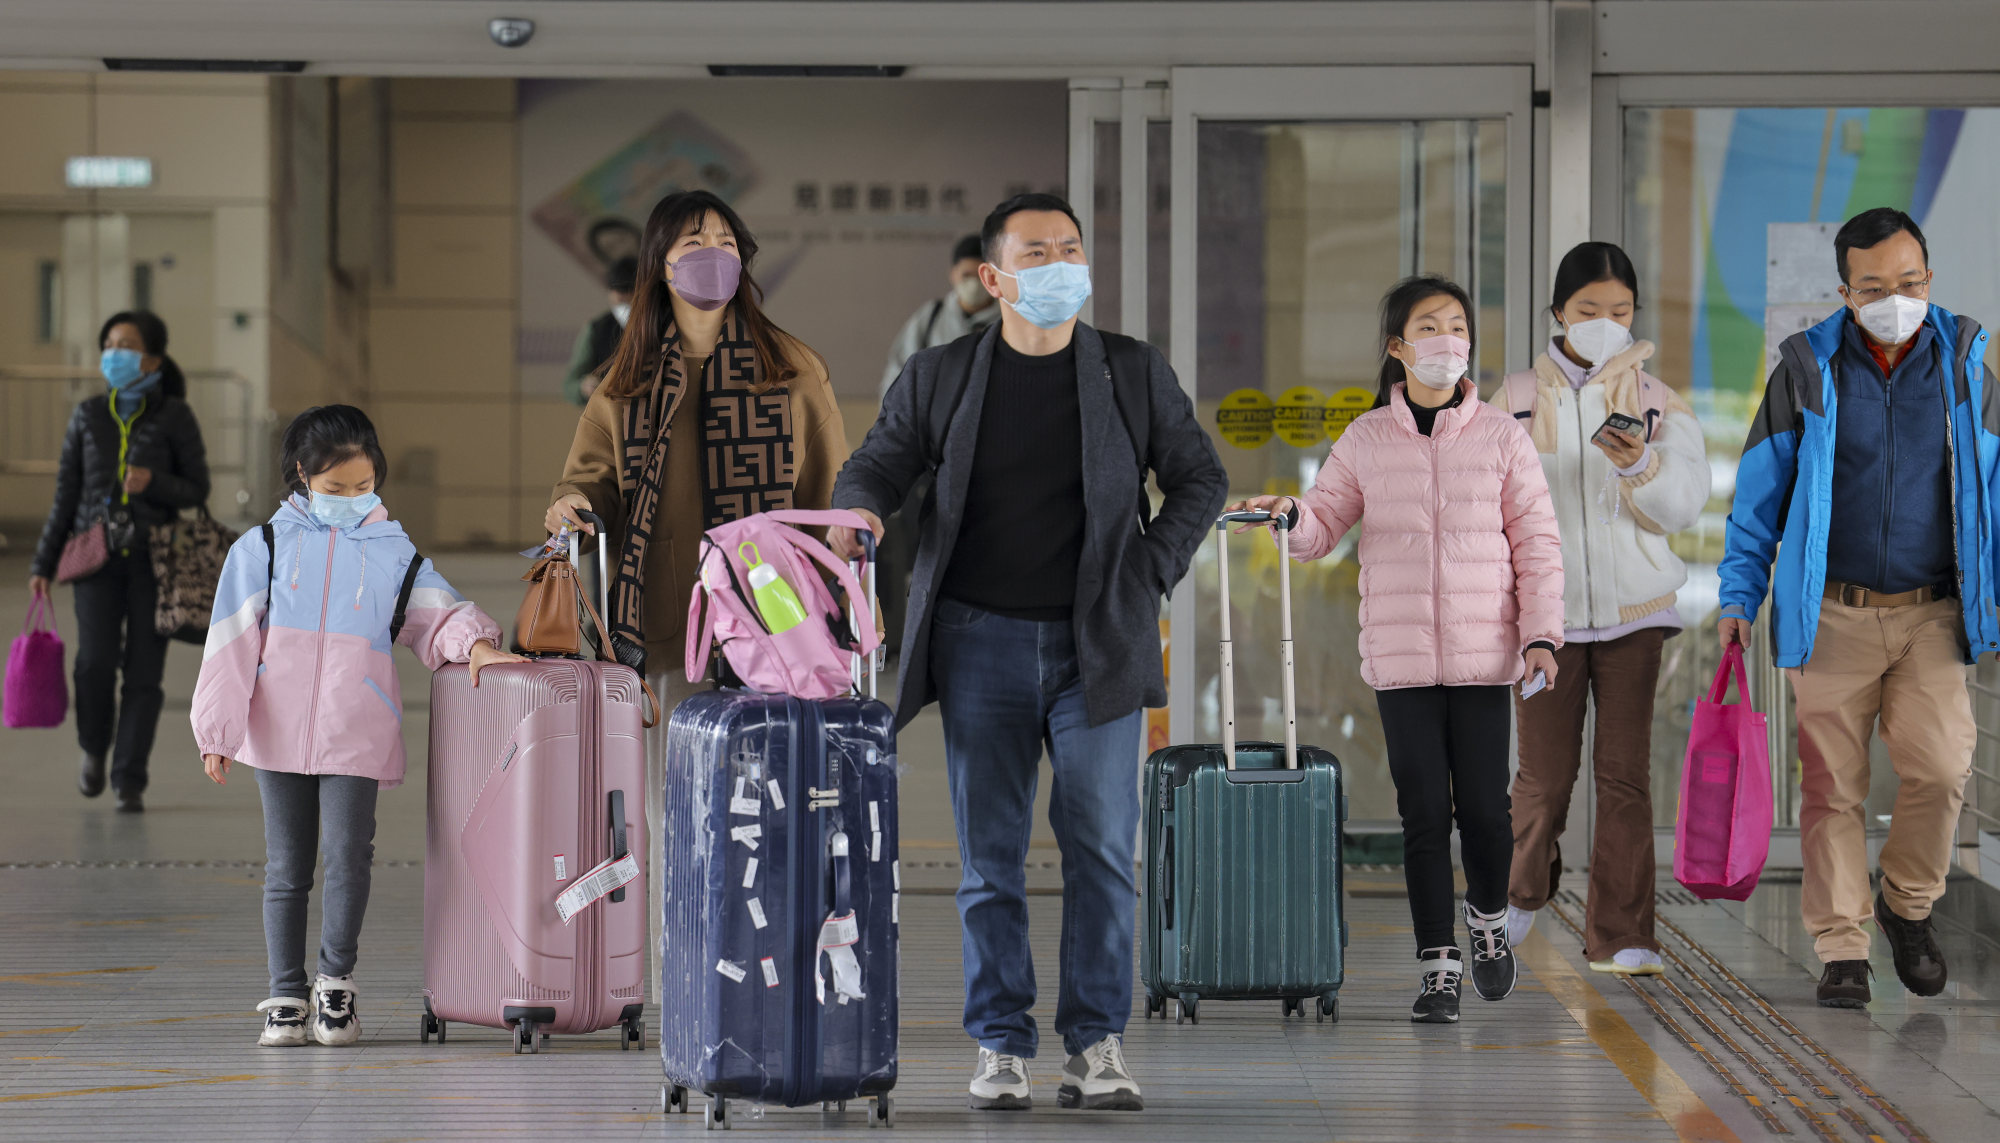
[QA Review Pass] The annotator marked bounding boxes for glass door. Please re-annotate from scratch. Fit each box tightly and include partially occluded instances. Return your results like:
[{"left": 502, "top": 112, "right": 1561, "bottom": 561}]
[{"left": 1167, "top": 66, "right": 1534, "bottom": 827}]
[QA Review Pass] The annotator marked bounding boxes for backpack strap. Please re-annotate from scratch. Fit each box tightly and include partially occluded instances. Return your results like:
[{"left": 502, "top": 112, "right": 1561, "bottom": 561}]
[
  {"left": 920, "top": 297, "right": 947, "bottom": 345},
  {"left": 927, "top": 328, "right": 985, "bottom": 466},
  {"left": 261, "top": 523, "right": 275, "bottom": 590},
  {"left": 389, "top": 552, "right": 424, "bottom": 642},
  {"left": 1099, "top": 330, "right": 1154, "bottom": 528},
  {"left": 1502, "top": 371, "right": 1539, "bottom": 422}
]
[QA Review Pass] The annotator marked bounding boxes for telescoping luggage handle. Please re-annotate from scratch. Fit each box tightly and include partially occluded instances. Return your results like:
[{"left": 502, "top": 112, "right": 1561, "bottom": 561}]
[
  {"left": 1215, "top": 509, "right": 1297, "bottom": 771},
  {"left": 848, "top": 529, "right": 880, "bottom": 700},
  {"left": 568, "top": 509, "right": 662, "bottom": 728}
]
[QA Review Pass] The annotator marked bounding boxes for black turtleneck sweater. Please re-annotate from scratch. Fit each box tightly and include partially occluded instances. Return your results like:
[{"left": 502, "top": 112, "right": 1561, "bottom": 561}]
[
  {"left": 1407, "top": 385, "right": 1465, "bottom": 436},
  {"left": 938, "top": 336, "right": 1085, "bottom": 620}
]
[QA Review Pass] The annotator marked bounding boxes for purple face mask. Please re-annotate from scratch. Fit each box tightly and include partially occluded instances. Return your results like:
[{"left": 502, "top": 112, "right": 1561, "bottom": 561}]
[{"left": 668, "top": 246, "right": 742, "bottom": 311}]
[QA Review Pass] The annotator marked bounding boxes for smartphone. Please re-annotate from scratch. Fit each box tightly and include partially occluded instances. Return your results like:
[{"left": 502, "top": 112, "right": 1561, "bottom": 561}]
[
  {"left": 1593, "top": 412, "right": 1644, "bottom": 447},
  {"left": 1520, "top": 670, "right": 1548, "bottom": 699}
]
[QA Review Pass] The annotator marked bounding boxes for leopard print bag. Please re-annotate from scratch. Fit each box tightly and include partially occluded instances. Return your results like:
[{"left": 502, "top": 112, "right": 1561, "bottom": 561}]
[{"left": 150, "top": 507, "right": 238, "bottom": 644}]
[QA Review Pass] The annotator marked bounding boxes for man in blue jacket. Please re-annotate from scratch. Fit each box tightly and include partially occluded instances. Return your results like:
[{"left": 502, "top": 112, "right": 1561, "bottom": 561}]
[{"left": 1718, "top": 207, "right": 1994, "bottom": 1009}]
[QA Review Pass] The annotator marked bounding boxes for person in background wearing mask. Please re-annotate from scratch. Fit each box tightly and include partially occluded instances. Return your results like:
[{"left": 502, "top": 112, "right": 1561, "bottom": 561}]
[
  {"left": 1232, "top": 275, "right": 1563, "bottom": 1026},
  {"left": 562, "top": 256, "right": 639, "bottom": 406},
  {"left": 28, "top": 311, "right": 210, "bottom": 814},
  {"left": 829, "top": 194, "right": 1226, "bottom": 1112},
  {"left": 1719, "top": 207, "right": 1997, "bottom": 1009},
  {"left": 1496, "top": 243, "right": 1711, "bottom": 976},
  {"left": 873, "top": 235, "right": 1000, "bottom": 653}
]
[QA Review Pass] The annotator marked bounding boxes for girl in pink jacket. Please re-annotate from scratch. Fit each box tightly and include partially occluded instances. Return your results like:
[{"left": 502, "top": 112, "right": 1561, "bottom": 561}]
[
  {"left": 191, "top": 406, "right": 521, "bottom": 1049},
  {"left": 1234, "top": 276, "right": 1563, "bottom": 1025}
]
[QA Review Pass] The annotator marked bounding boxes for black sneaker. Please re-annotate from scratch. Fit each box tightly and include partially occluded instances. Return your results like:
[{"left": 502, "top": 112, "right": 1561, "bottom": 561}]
[
  {"left": 1412, "top": 948, "right": 1463, "bottom": 1024},
  {"left": 78, "top": 752, "right": 107, "bottom": 798},
  {"left": 1463, "top": 901, "right": 1518, "bottom": 1000},
  {"left": 1874, "top": 892, "right": 1947, "bottom": 997},
  {"left": 115, "top": 790, "right": 144, "bottom": 814},
  {"left": 1817, "top": 959, "right": 1872, "bottom": 1008}
]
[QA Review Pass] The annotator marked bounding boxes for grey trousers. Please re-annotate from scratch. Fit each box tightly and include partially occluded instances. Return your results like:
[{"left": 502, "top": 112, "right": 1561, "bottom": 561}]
[
  {"left": 644, "top": 669, "right": 714, "bottom": 1007},
  {"left": 255, "top": 768, "right": 379, "bottom": 1000}
]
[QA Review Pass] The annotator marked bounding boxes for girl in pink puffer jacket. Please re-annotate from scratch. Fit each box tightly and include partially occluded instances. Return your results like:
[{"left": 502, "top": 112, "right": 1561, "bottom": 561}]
[{"left": 1234, "top": 275, "right": 1563, "bottom": 1025}]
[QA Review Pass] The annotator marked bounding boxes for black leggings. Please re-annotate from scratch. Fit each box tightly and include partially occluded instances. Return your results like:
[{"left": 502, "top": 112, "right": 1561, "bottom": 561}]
[
  {"left": 1375, "top": 685, "right": 1513, "bottom": 955},
  {"left": 72, "top": 551, "right": 171, "bottom": 794}
]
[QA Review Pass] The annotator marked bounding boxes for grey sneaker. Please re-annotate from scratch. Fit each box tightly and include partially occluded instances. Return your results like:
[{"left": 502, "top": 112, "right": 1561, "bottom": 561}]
[
  {"left": 1057, "top": 1035, "right": 1142, "bottom": 1111},
  {"left": 969, "top": 1047, "right": 1031, "bottom": 1110},
  {"left": 256, "top": 997, "right": 309, "bottom": 1047},
  {"left": 310, "top": 975, "right": 361, "bottom": 1046}
]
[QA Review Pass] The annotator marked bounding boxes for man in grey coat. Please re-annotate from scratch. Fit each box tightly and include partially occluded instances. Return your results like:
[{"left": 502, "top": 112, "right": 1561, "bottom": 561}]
[{"left": 830, "top": 194, "right": 1227, "bottom": 1114}]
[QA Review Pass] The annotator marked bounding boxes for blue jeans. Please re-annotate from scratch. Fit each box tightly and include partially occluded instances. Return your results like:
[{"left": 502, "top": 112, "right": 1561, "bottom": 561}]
[{"left": 929, "top": 599, "right": 1145, "bottom": 1058}]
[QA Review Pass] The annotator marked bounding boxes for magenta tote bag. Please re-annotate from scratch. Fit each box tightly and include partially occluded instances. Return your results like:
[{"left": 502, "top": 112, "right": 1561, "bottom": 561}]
[
  {"left": 4, "top": 596, "right": 68, "bottom": 729},
  {"left": 1673, "top": 643, "right": 1773, "bottom": 901}
]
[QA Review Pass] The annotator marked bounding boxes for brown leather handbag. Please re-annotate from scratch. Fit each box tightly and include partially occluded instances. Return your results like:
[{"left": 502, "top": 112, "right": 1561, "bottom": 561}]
[{"left": 515, "top": 552, "right": 601, "bottom": 655}]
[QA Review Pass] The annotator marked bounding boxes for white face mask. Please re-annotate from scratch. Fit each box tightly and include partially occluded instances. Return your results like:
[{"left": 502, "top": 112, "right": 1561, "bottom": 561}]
[
  {"left": 953, "top": 275, "right": 989, "bottom": 311},
  {"left": 611, "top": 303, "right": 631, "bottom": 328},
  {"left": 1561, "top": 316, "right": 1634, "bottom": 366},
  {"left": 1854, "top": 293, "right": 1926, "bottom": 347}
]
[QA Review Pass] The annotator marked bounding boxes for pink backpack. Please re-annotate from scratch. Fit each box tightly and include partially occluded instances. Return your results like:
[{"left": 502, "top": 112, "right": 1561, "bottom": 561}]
[{"left": 685, "top": 509, "right": 881, "bottom": 700}]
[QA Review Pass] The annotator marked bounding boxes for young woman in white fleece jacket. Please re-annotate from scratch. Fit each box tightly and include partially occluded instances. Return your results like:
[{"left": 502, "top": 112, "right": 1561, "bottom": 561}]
[{"left": 1495, "top": 242, "right": 1712, "bottom": 976}]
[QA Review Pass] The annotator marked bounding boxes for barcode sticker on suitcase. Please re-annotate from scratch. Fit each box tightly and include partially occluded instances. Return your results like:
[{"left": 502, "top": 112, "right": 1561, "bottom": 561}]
[
  {"left": 892, "top": 892, "right": 899, "bottom": 925},
  {"left": 871, "top": 832, "right": 881, "bottom": 862},
  {"left": 730, "top": 824, "right": 761, "bottom": 850},
  {"left": 554, "top": 852, "right": 639, "bottom": 924},
  {"left": 892, "top": 860, "right": 900, "bottom": 890},
  {"left": 760, "top": 956, "right": 779, "bottom": 987},
  {"left": 766, "top": 780, "right": 785, "bottom": 811},
  {"left": 716, "top": 959, "right": 747, "bottom": 984},
  {"left": 869, "top": 801, "right": 880, "bottom": 832},
  {"left": 742, "top": 857, "right": 759, "bottom": 889},
  {"left": 730, "top": 777, "right": 760, "bottom": 817},
  {"left": 747, "top": 898, "right": 767, "bottom": 929},
  {"left": 553, "top": 854, "right": 567, "bottom": 881}
]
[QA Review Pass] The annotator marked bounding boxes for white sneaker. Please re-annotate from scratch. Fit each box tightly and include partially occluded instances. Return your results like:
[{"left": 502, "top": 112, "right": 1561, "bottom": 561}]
[
  {"left": 256, "top": 997, "right": 309, "bottom": 1047},
  {"left": 1506, "top": 905, "right": 1538, "bottom": 948},
  {"left": 310, "top": 974, "right": 361, "bottom": 1046},
  {"left": 969, "top": 1047, "right": 1032, "bottom": 1110},
  {"left": 1591, "top": 948, "right": 1665, "bottom": 976},
  {"left": 1057, "top": 1035, "right": 1143, "bottom": 1111}
]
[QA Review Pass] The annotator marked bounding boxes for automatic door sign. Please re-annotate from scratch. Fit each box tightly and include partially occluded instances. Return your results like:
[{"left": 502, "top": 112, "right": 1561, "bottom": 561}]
[
  {"left": 1216, "top": 389, "right": 1275, "bottom": 449},
  {"left": 1323, "top": 387, "right": 1374, "bottom": 444},
  {"left": 1273, "top": 386, "right": 1328, "bottom": 448}
]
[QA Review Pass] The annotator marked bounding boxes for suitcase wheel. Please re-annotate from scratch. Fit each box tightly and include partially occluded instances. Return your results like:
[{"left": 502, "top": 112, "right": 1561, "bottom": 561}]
[
  {"left": 1144, "top": 995, "right": 1163, "bottom": 1020},
  {"left": 706, "top": 1097, "right": 731, "bottom": 1131},
  {"left": 1176, "top": 994, "right": 1199, "bottom": 1025},
  {"left": 820, "top": 1100, "right": 847, "bottom": 1114},
  {"left": 869, "top": 1095, "right": 895, "bottom": 1129},
  {"left": 1280, "top": 998, "right": 1302, "bottom": 1019},
  {"left": 512, "top": 1020, "right": 542, "bottom": 1055},
  {"left": 420, "top": 1013, "right": 449, "bottom": 1043},
  {"left": 664, "top": 1085, "right": 691, "bottom": 1115},
  {"left": 1317, "top": 994, "right": 1340, "bottom": 1024},
  {"left": 620, "top": 1017, "right": 645, "bottom": 1051}
]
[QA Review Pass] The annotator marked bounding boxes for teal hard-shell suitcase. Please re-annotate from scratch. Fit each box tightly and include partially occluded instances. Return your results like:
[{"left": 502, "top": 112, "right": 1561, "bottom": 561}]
[{"left": 1141, "top": 511, "right": 1347, "bottom": 1024}]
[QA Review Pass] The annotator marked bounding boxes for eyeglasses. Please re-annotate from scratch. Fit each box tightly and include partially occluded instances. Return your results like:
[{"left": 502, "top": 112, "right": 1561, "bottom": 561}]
[{"left": 1844, "top": 274, "right": 1932, "bottom": 305}]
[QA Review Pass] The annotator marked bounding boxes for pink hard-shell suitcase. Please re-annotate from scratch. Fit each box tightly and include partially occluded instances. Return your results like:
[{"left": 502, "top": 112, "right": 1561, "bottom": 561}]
[{"left": 421, "top": 515, "right": 656, "bottom": 1053}]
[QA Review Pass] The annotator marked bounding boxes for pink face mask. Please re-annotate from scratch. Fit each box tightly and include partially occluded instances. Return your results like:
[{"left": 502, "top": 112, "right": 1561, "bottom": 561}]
[
  {"left": 1403, "top": 334, "right": 1471, "bottom": 390},
  {"left": 668, "top": 246, "right": 742, "bottom": 311}
]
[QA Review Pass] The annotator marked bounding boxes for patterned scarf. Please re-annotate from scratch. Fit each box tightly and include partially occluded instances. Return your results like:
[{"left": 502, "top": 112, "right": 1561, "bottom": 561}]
[{"left": 612, "top": 312, "right": 794, "bottom": 671}]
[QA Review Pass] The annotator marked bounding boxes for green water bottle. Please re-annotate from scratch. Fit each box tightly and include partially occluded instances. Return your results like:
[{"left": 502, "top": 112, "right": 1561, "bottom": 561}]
[{"left": 741, "top": 543, "right": 808, "bottom": 634}]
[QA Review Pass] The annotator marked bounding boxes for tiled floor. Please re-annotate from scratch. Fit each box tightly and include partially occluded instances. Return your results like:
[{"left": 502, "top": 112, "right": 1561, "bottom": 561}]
[{"left": 2, "top": 552, "right": 1997, "bottom": 1141}]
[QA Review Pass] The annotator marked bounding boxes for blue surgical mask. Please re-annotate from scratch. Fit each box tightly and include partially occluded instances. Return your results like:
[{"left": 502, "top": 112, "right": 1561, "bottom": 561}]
[
  {"left": 993, "top": 261, "right": 1092, "bottom": 329},
  {"left": 101, "top": 348, "right": 146, "bottom": 389},
  {"left": 309, "top": 490, "right": 382, "bottom": 529}
]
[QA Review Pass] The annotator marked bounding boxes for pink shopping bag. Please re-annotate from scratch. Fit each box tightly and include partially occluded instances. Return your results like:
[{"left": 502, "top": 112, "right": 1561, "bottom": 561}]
[
  {"left": 1673, "top": 642, "right": 1772, "bottom": 900},
  {"left": 4, "top": 595, "right": 68, "bottom": 729}
]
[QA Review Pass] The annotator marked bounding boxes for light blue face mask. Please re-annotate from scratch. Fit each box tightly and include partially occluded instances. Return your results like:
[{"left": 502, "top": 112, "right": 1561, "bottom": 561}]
[
  {"left": 994, "top": 261, "right": 1092, "bottom": 329},
  {"left": 309, "top": 490, "right": 382, "bottom": 529},
  {"left": 101, "top": 348, "right": 146, "bottom": 389}
]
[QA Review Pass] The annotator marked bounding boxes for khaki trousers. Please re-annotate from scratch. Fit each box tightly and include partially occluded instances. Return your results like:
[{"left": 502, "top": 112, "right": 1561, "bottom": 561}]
[
  {"left": 1509, "top": 628, "right": 1666, "bottom": 961},
  {"left": 1787, "top": 596, "right": 1974, "bottom": 963},
  {"left": 644, "top": 669, "right": 717, "bottom": 1006}
]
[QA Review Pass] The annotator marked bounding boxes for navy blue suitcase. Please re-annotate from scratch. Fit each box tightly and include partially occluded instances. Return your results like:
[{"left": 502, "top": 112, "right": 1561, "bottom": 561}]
[{"left": 657, "top": 689, "right": 900, "bottom": 1129}]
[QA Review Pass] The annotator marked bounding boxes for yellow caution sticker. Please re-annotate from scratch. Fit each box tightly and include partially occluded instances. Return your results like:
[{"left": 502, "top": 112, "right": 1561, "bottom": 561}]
[
  {"left": 1323, "top": 386, "right": 1375, "bottom": 444},
  {"left": 1216, "top": 389, "right": 1275, "bottom": 449},
  {"left": 1272, "top": 386, "right": 1328, "bottom": 448}
]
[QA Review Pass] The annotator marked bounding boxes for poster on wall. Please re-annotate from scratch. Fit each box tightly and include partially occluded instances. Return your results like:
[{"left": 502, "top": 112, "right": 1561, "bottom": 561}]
[{"left": 516, "top": 80, "right": 1068, "bottom": 404}]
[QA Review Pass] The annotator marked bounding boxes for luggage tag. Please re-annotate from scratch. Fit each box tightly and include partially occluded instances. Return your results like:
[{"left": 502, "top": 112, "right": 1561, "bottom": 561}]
[
  {"left": 814, "top": 911, "right": 866, "bottom": 1005},
  {"left": 555, "top": 852, "right": 640, "bottom": 924}
]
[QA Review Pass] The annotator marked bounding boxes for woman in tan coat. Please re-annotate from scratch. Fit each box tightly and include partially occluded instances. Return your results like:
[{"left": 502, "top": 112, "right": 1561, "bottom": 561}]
[{"left": 546, "top": 190, "right": 848, "bottom": 989}]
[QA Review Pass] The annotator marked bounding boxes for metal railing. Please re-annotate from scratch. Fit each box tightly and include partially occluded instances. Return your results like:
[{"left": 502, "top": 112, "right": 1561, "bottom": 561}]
[{"left": 0, "top": 366, "right": 266, "bottom": 532}]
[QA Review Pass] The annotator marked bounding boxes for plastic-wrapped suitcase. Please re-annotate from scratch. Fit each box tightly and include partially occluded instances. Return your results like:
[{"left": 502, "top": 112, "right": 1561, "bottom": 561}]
[
  {"left": 1141, "top": 509, "right": 1347, "bottom": 1025},
  {"left": 420, "top": 514, "right": 653, "bottom": 1053},
  {"left": 658, "top": 539, "right": 899, "bottom": 1130}
]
